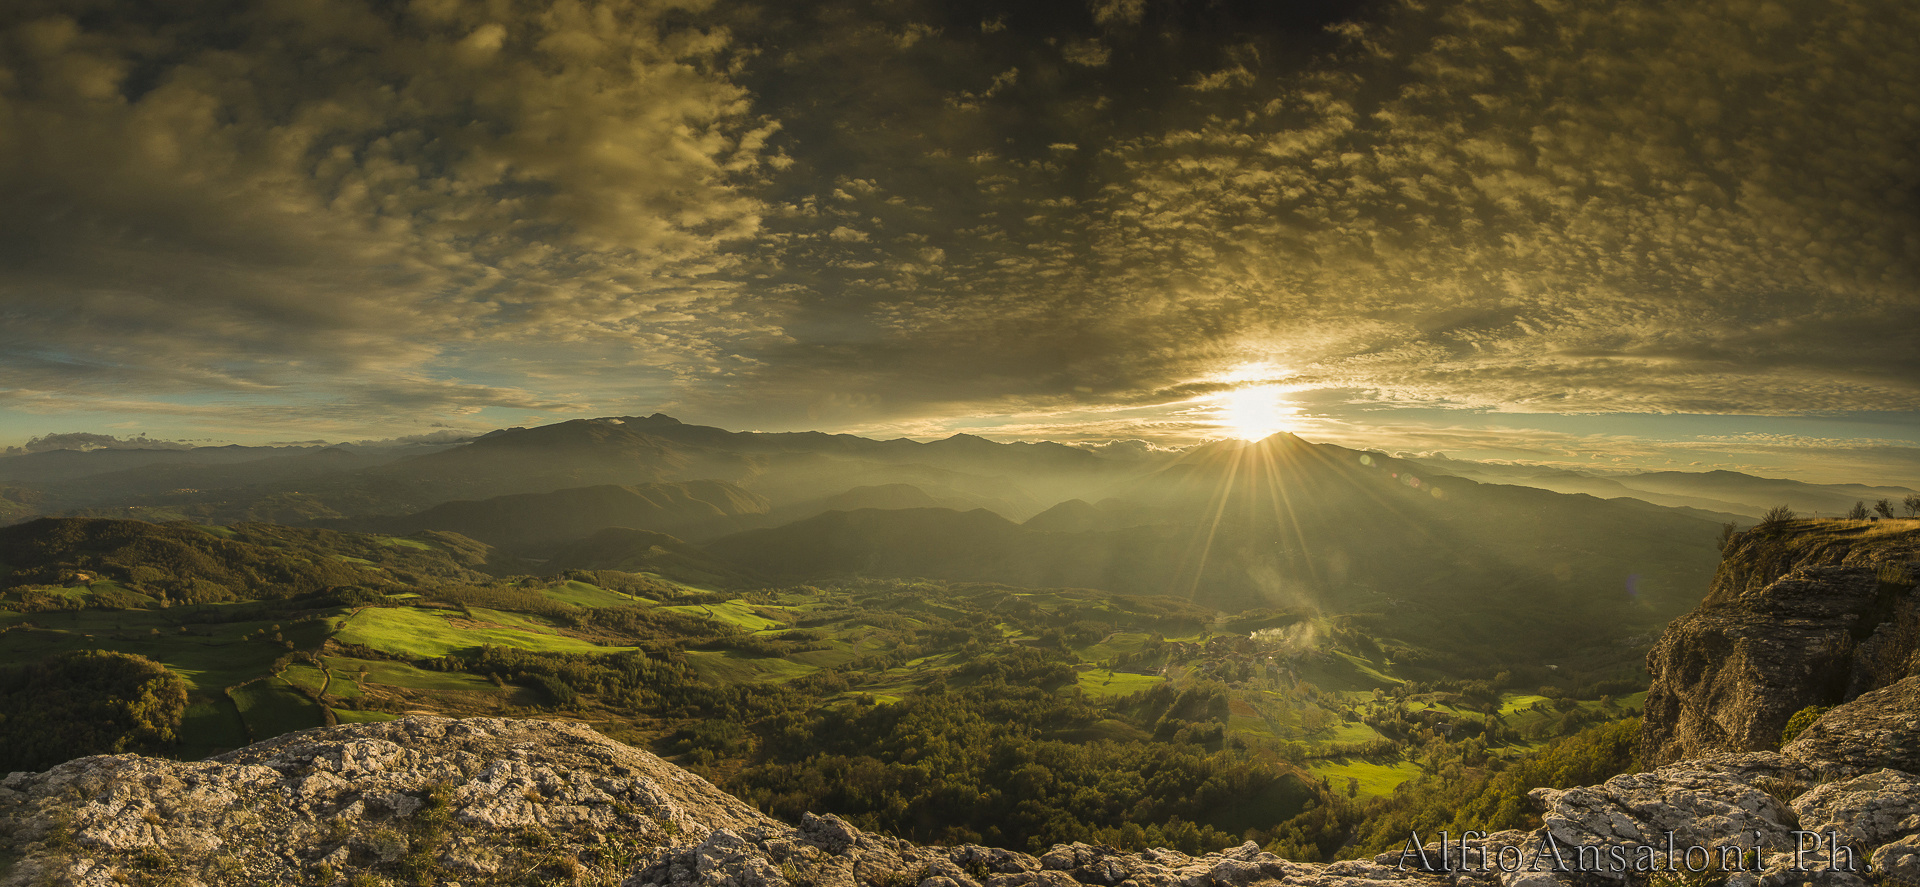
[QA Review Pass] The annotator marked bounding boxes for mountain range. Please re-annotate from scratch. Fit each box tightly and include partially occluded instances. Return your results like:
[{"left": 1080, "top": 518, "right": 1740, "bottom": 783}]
[{"left": 0, "top": 415, "right": 1771, "bottom": 665}]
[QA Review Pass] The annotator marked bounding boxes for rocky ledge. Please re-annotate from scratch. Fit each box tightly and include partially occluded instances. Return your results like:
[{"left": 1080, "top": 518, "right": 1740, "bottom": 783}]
[
  {"left": 3, "top": 677, "right": 1920, "bottom": 887},
  {"left": 1640, "top": 523, "right": 1920, "bottom": 766}
]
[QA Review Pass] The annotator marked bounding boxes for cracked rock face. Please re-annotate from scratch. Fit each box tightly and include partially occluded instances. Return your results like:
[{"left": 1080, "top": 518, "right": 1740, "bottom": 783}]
[
  {"left": 1640, "top": 527, "right": 1920, "bottom": 767},
  {"left": 0, "top": 717, "right": 768, "bottom": 887}
]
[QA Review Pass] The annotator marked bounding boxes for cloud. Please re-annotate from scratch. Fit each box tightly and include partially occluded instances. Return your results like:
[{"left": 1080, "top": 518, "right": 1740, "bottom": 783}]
[
  {"left": 0, "top": 0, "right": 770, "bottom": 416},
  {"left": 4, "top": 0, "right": 1918, "bottom": 467},
  {"left": 702, "top": 0, "right": 1920, "bottom": 430},
  {"left": 4, "top": 431, "right": 193, "bottom": 454}
]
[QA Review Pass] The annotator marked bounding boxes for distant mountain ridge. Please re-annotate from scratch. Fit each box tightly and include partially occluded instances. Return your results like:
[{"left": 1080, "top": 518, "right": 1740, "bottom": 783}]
[
  {"left": 1412, "top": 457, "right": 1919, "bottom": 520},
  {"left": 707, "top": 435, "right": 1725, "bottom": 663},
  {"left": 371, "top": 480, "right": 771, "bottom": 550}
]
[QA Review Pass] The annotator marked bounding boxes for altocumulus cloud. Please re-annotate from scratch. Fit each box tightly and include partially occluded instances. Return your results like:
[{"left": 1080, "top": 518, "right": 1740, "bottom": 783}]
[
  {"left": 2, "top": 0, "right": 1918, "bottom": 441},
  {"left": 0, "top": 0, "right": 774, "bottom": 424},
  {"left": 703, "top": 0, "right": 1920, "bottom": 428}
]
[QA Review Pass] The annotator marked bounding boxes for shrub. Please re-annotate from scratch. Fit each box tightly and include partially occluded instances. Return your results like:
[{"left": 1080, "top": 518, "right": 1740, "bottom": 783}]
[
  {"left": 1758, "top": 505, "right": 1796, "bottom": 528},
  {"left": 1780, "top": 705, "right": 1830, "bottom": 745},
  {"left": 1716, "top": 522, "right": 1741, "bottom": 554}
]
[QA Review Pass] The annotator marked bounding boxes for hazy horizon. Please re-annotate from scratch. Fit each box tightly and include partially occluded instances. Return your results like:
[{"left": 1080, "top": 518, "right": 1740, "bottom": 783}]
[{"left": 3, "top": 0, "right": 1918, "bottom": 487}]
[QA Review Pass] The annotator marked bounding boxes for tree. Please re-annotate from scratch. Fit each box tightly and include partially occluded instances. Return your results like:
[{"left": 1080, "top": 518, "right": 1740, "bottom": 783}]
[
  {"left": 1907, "top": 494, "right": 1920, "bottom": 518},
  {"left": 1847, "top": 501, "right": 1869, "bottom": 520},
  {"left": 1874, "top": 500, "right": 1895, "bottom": 519},
  {"left": 1716, "top": 522, "right": 1740, "bottom": 554},
  {"left": 0, "top": 651, "right": 188, "bottom": 772}
]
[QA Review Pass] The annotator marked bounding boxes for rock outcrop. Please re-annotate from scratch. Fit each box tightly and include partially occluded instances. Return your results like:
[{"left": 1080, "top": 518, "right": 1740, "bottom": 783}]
[
  {"left": 1641, "top": 522, "right": 1920, "bottom": 765},
  {"left": 0, "top": 714, "right": 1467, "bottom": 887},
  {"left": 6, "top": 677, "right": 1920, "bottom": 887}
]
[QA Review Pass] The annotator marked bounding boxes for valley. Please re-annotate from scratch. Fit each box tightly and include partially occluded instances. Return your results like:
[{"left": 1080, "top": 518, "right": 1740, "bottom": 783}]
[{"left": 1, "top": 415, "right": 1878, "bottom": 860}]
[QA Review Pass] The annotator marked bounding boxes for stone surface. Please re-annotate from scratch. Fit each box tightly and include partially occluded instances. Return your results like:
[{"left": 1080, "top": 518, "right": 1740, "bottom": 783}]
[
  {"left": 1640, "top": 525, "right": 1920, "bottom": 765},
  {"left": 1782, "top": 677, "right": 1920, "bottom": 777}
]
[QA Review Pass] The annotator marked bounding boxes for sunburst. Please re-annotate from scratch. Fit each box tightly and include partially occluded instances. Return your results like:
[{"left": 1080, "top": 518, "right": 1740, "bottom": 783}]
[{"left": 1217, "top": 385, "right": 1296, "bottom": 441}]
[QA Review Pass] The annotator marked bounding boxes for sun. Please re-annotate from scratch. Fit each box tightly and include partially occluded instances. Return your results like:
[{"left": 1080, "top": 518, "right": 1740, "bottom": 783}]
[{"left": 1216, "top": 384, "right": 1297, "bottom": 441}]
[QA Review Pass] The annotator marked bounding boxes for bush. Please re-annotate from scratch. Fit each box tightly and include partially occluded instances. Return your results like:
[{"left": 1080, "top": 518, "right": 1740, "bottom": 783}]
[
  {"left": 1780, "top": 705, "right": 1830, "bottom": 745},
  {"left": 1758, "top": 505, "right": 1796, "bottom": 528}
]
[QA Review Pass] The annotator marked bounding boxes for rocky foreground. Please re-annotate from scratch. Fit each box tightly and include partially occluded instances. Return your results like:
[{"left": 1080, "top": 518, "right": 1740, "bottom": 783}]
[{"left": 0, "top": 676, "right": 1917, "bottom": 887}]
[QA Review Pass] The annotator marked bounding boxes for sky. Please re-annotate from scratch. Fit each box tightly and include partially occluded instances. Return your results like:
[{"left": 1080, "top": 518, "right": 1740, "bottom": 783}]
[{"left": 2, "top": 0, "right": 1918, "bottom": 486}]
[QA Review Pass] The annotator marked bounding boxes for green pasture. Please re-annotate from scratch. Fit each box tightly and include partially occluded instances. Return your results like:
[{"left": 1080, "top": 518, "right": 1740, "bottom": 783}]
[
  {"left": 1498, "top": 694, "right": 1549, "bottom": 714},
  {"left": 1074, "top": 668, "right": 1165, "bottom": 698},
  {"left": 684, "top": 649, "right": 819, "bottom": 684},
  {"left": 231, "top": 679, "right": 326, "bottom": 739},
  {"left": 322, "top": 656, "right": 512, "bottom": 695},
  {"left": 332, "top": 709, "right": 402, "bottom": 724},
  {"left": 0, "top": 617, "right": 299, "bottom": 692},
  {"left": 177, "top": 698, "right": 250, "bottom": 758},
  {"left": 660, "top": 600, "right": 783, "bottom": 631},
  {"left": 1308, "top": 757, "right": 1424, "bottom": 799},
  {"left": 374, "top": 537, "right": 434, "bottom": 550},
  {"left": 466, "top": 607, "right": 562, "bottom": 632},
  {"left": 333, "top": 606, "right": 632, "bottom": 658},
  {"left": 789, "top": 645, "right": 860, "bottom": 668},
  {"left": 1075, "top": 631, "right": 1151, "bottom": 661},
  {"left": 1314, "top": 720, "right": 1388, "bottom": 745},
  {"left": 282, "top": 662, "right": 330, "bottom": 695},
  {"left": 542, "top": 580, "right": 654, "bottom": 609}
]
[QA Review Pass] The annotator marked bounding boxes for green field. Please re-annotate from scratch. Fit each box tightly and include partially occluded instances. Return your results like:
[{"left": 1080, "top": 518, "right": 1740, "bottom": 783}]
[
  {"left": 1074, "top": 668, "right": 1165, "bottom": 698},
  {"left": 322, "top": 656, "right": 515, "bottom": 695},
  {"left": 661, "top": 599, "right": 784, "bottom": 631},
  {"left": 543, "top": 580, "right": 654, "bottom": 609},
  {"left": 1315, "top": 720, "right": 1387, "bottom": 745},
  {"left": 684, "top": 649, "right": 819, "bottom": 684},
  {"left": 1308, "top": 757, "right": 1425, "bottom": 799},
  {"left": 1075, "top": 630, "right": 1152, "bottom": 661},
  {"left": 282, "top": 662, "right": 331, "bottom": 695},
  {"left": 230, "top": 679, "right": 326, "bottom": 739},
  {"left": 466, "top": 607, "right": 562, "bottom": 632},
  {"left": 176, "top": 699, "right": 249, "bottom": 758},
  {"left": 332, "top": 708, "right": 402, "bottom": 724},
  {"left": 334, "top": 606, "right": 632, "bottom": 657}
]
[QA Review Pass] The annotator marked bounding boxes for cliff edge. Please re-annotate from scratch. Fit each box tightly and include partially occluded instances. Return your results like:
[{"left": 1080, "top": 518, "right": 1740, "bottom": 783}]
[{"left": 1640, "top": 521, "right": 1920, "bottom": 766}]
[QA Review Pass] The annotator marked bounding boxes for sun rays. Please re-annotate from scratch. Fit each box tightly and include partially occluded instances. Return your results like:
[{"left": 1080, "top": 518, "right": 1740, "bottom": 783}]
[
  {"left": 1209, "top": 363, "right": 1300, "bottom": 442},
  {"left": 1217, "top": 385, "right": 1298, "bottom": 442}
]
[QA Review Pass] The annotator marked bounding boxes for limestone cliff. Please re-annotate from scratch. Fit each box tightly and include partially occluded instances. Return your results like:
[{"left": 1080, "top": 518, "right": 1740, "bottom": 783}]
[{"left": 1640, "top": 522, "right": 1920, "bottom": 766}]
